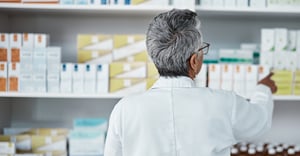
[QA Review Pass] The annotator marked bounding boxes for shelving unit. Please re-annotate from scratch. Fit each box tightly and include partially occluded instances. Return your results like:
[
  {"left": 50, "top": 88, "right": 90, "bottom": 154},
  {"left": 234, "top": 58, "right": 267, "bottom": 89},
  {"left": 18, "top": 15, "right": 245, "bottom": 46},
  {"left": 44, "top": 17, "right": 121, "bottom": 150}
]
[
  {"left": 0, "top": 3, "right": 300, "bottom": 144},
  {"left": 0, "top": 92, "right": 300, "bottom": 101},
  {"left": 195, "top": 6, "right": 300, "bottom": 17},
  {"left": 0, "top": 3, "right": 174, "bottom": 15}
]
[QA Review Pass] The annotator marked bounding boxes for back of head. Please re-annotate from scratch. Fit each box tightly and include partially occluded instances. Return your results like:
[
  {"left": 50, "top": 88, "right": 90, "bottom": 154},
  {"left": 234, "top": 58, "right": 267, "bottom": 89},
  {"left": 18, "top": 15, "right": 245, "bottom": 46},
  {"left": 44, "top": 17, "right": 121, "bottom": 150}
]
[{"left": 146, "top": 9, "right": 202, "bottom": 78}]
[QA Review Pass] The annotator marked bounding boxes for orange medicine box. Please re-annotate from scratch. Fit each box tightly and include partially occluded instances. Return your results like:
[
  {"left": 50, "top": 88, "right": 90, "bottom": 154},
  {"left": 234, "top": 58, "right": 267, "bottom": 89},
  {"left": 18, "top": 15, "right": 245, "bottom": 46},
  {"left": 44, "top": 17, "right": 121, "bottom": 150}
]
[
  {"left": 10, "top": 48, "right": 20, "bottom": 62},
  {"left": 8, "top": 62, "right": 20, "bottom": 92},
  {"left": 0, "top": 62, "right": 7, "bottom": 91},
  {"left": 9, "top": 33, "right": 22, "bottom": 48},
  {"left": 0, "top": 33, "right": 9, "bottom": 47}
]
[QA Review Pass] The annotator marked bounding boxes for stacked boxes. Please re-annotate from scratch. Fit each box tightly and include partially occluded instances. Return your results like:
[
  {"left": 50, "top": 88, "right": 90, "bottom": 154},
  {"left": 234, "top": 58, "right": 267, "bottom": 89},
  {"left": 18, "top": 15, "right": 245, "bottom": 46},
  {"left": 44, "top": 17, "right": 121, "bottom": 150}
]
[
  {"left": 1, "top": 128, "right": 69, "bottom": 155},
  {"left": 245, "top": 65, "right": 258, "bottom": 98},
  {"left": 0, "top": 142, "right": 15, "bottom": 155},
  {"left": 233, "top": 65, "right": 246, "bottom": 97},
  {"left": 272, "top": 70, "right": 293, "bottom": 95},
  {"left": 195, "top": 64, "right": 207, "bottom": 87},
  {"left": 77, "top": 34, "right": 113, "bottom": 64},
  {"left": 221, "top": 64, "right": 234, "bottom": 91},
  {"left": 69, "top": 118, "right": 107, "bottom": 156}
]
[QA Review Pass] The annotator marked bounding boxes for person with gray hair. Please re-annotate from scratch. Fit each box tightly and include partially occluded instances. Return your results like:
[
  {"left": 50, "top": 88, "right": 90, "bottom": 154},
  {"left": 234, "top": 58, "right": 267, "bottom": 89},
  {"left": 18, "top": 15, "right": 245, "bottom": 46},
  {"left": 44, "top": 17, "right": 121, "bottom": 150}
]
[{"left": 104, "top": 9, "right": 277, "bottom": 156}]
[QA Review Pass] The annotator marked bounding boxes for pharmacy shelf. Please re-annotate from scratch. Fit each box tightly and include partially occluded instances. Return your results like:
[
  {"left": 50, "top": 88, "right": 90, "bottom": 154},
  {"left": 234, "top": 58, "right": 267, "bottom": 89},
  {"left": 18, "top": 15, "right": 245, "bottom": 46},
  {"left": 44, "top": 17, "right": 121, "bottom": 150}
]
[
  {"left": 273, "top": 95, "right": 300, "bottom": 101},
  {"left": 0, "top": 3, "right": 173, "bottom": 15},
  {"left": 0, "top": 92, "right": 123, "bottom": 99},
  {"left": 1, "top": 92, "right": 300, "bottom": 101},
  {"left": 195, "top": 6, "right": 300, "bottom": 17}
]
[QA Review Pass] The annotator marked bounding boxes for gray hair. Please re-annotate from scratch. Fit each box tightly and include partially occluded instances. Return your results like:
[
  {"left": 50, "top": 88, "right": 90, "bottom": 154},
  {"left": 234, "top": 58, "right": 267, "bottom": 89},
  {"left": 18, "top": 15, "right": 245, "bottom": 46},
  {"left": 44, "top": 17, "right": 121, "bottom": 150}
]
[{"left": 146, "top": 9, "right": 202, "bottom": 77}]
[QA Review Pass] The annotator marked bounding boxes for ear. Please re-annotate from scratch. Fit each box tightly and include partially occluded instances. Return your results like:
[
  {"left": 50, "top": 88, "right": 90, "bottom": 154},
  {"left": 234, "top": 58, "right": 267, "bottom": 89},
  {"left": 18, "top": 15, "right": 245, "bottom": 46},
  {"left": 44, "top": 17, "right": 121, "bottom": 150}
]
[{"left": 189, "top": 53, "right": 198, "bottom": 72}]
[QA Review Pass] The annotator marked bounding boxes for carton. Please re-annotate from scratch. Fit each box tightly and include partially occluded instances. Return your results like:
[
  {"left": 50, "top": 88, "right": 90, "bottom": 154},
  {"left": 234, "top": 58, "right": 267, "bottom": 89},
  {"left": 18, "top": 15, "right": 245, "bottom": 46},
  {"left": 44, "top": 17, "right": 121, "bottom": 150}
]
[
  {"left": 272, "top": 70, "right": 293, "bottom": 95},
  {"left": 9, "top": 33, "right": 22, "bottom": 48},
  {"left": 0, "top": 33, "right": 9, "bottom": 47},
  {"left": 73, "top": 118, "right": 107, "bottom": 132},
  {"left": 9, "top": 48, "right": 21, "bottom": 63},
  {"left": 33, "top": 151, "right": 67, "bottom": 156},
  {"left": 212, "top": 0, "right": 224, "bottom": 6},
  {"left": 34, "top": 34, "right": 49, "bottom": 48},
  {"left": 60, "top": 63, "right": 73, "bottom": 93},
  {"left": 31, "top": 136, "right": 67, "bottom": 152},
  {"left": 84, "top": 64, "right": 97, "bottom": 94},
  {"left": 109, "top": 62, "right": 146, "bottom": 78},
  {"left": 109, "top": 78, "right": 147, "bottom": 94},
  {"left": 19, "top": 73, "right": 34, "bottom": 92},
  {"left": 23, "top": 33, "right": 35, "bottom": 48},
  {"left": 33, "top": 48, "right": 47, "bottom": 72},
  {"left": 72, "top": 64, "right": 85, "bottom": 94},
  {"left": 224, "top": 0, "right": 236, "bottom": 7},
  {"left": 233, "top": 65, "right": 246, "bottom": 97},
  {"left": 0, "top": 62, "right": 7, "bottom": 91},
  {"left": 47, "top": 74, "right": 60, "bottom": 93},
  {"left": 47, "top": 47, "right": 61, "bottom": 73},
  {"left": 275, "top": 28, "right": 288, "bottom": 52},
  {"left": 221, "top": 64, "right": 234, "bottom": 91},
  {"left": 112, "top": 34, "right": 147, "bottom": 62},
  {"left": 245, "top": 65, "right": 258, "bottom": 98},
  {"left": 8, "top": 62, "right": 20, "bottom": 92},
  {"left": 77, "top": 34, "right": 113, "bottom": 63},
  {"left": 294, "top": 70, "right": 300, "bottom": 95},
  {"left": 250, "top": 0, "right": 266, "bottom": 7},
  {"left": 96, "top": 64, "right": 109, "bottom": 94},
  {"left": 208, "top": 64, "right": 221, "bottom": 89},
  {"left": 260, "top": 52, "right": 273, "bottom": 67},
  {"left": 20, "top": 48, "right": 33, "bottom": 73},
  {"left": 258, "top": 66, "right": 271, "bottom": 80},
  {"left": 69, "top": 130, "right": 105, "bottom": 156},
  {"left": 33, "top": 72, "right": 46, "bottom": 93},
  {"left": 288, "top": 30, "right": 297, "bottom": 51},
  {"left": 261, "top": 29, "right": 275, "bottom": 52},
  {"left": 0, "top": 135, "right": 31, "bottom": 152},
  {"left": 236, "top": 0, "right": 248, "bottom": 7},
  {"left": 0, "top": 142, "right": 15, "bottom": 154}
]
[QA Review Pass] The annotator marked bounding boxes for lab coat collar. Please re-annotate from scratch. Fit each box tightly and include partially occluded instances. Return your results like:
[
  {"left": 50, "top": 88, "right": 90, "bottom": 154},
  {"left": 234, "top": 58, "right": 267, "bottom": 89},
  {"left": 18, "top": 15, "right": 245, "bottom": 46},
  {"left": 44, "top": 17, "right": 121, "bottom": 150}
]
[{"left": 151, "top": 76, "right": 196, "bottom": 88}]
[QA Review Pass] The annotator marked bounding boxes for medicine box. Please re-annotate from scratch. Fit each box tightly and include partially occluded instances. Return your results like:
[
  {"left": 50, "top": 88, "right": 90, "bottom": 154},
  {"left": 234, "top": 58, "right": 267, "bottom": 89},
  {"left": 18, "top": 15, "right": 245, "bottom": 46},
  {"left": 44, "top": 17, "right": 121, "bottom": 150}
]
[
  {"left": 47, "top": 47, "right": 61, "bottom": 73},
  {"left": 109, "top": 78, "right": 148, "bottom": 94},
  {"left": 236, "top": 0, "right": 248, "bottom": 7},
  {"left": 72, "top": 64, "right": 85, "bottom": 94},
  {"left": 294, "top": 70, "right": 300, "bottom": 95},
  {"left": 0, "top": 33, "right": 9, "bottom": 47},
  {"left": 0, "top": 142, "right": 15, "bottom": 154},
  {"left": 110, "top": 62, "right": 146, "bottom": 78},
  {"left": 258, "top": 66, "right": 271, "bottom": 80},
  {"left": 272, "top": 70, "right": 293, "bottom": 95},
  {"left": 73, "top": 118, "right": 108, "bottom": 132},
  {"left": 31, "top": 136, "right": 67, "bottom": 152},
  {"left": 221, "top": 64, "right": 234, "bottom": 91},
  {"left": 0, "top": 135, "right": 31, "bottom": 153},
  {"left": 20, "top": 48, "right": 33, "bottom": 73},
  {"left": 84, "top": 64, "right": 97, "bottom": 94},
  {"left": 275, "top": 28, "right": 288, "bottom": 52},
  {"left": 34, "top": 34, "right": 49, "bottom": 48},
  {"left": 77, "top": 34, "right": 113, "bottom": 63},
  {"left": 9, "top": 33, "right": 22, "bottom": 48},
  {"left": 233, "top": 65, "right": 246, "bottom": 97},
  {"left": 112, "top": 34, "right": 147, "bottom": 62},
  {"left": 0, "top": 62, "right": 7, "bottom": 91},
  {"left": 68, "top": 130, "right": 105, "bottom": 156},
  {"left": 261, "top": 29, "right": 275, "bottom": 52},
  {"left": 208, "top": 64, "right": 221, "bottom": 89},
  {"left": 212, "top": 0, "right": 224, "bottom": 6},
  {"left": 33, "top": 48, "right": 47, "bottom": 72},
  {"left": 33, "top": 72, "right": 46, "bottom": 93},
  {"left": 8, "top": 62, "right": 20, "bottom": 92},
  {"left": 245, "top": 65, "right": 258, "bottom": 98},
  {"left": 19, "top": 73, "right": 34, "bottom": 93},
  {"left": 260, "top": 52, "right": 273, "bottom": 67},
  {"left": 96, "top": 64, "right": 109, "bottom": 94},
  {"left": 288, "top": 30, "right": 297, "bottom": 51},
  {"left": 33, "top": 151, "right": 67, "bottom": 156},
  {"left": 195, "top": 64, "right": 207, "bottom": 87},
  {"left": 60, "top": 63, "right": 73, "bottom": 93},
  {"left": 23, "top": 33, "right": 34, "bottom": 48},
  {"left": 47, "top": 74, "right": 60, "bottom": 93}
]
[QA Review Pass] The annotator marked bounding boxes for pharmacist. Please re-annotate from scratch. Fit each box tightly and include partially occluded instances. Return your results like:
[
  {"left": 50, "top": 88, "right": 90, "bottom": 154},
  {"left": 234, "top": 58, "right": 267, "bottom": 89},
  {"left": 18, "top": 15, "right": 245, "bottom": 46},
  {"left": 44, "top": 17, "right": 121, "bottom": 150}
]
[{"left": 104, "top": 9, "right": 277, "bottom": 156}]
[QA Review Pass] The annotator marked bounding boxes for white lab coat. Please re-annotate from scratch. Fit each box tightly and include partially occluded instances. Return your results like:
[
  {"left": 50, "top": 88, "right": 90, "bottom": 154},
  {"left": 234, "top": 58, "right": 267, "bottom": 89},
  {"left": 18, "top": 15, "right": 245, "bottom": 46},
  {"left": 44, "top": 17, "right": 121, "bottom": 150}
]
[{"left": 104, "top": 76, "right": 273, "bottom": 156}]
